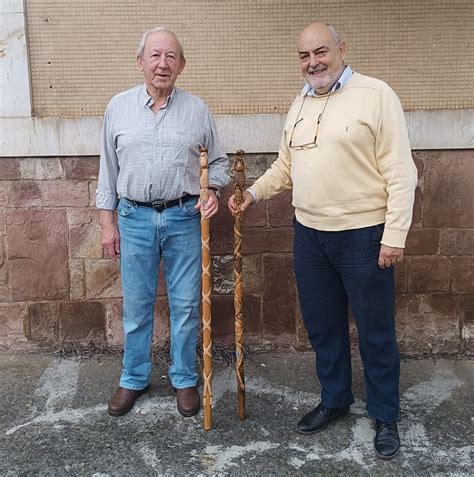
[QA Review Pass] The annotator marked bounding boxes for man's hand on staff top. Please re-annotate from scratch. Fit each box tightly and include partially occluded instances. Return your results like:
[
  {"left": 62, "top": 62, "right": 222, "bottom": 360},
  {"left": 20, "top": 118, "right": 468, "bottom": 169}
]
[
  {"left": 228, "top": 190, "right": 254, "bottom": 216},
  {"left": 195, "top": 189, "right": 220, "bottom": 219}
]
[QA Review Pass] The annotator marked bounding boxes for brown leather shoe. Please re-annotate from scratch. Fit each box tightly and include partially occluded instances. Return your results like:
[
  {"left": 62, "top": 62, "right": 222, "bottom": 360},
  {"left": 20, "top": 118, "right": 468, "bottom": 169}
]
[
  {"left": 107, "top": 385, "right": 149, "bottom": 416},
  {"left": 175, "top": 386, "right": 201, "bottom": 417}
]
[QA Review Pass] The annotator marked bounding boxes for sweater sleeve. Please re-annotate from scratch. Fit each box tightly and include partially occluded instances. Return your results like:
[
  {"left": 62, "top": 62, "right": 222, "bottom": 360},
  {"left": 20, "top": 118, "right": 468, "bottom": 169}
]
[
  {"left": 251, "top": 126, "right": 293, "bottom": 202},
  {"left": 375, "top": 86, "right": 418, "bottom": 248}
]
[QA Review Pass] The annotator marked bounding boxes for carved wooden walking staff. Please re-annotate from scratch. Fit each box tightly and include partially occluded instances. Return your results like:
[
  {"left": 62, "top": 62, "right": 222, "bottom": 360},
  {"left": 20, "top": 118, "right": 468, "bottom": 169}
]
[
  {"left": 233, "top": 150, "right": 246, "bottom": 420},
  {"left": 199, "top": 146, "right": 213, "bottom": 431}
]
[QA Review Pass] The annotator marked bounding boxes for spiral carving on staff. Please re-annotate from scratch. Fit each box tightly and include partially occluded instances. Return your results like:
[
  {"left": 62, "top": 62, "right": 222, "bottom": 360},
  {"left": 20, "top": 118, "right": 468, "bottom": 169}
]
[
  {"left": 199, "top": 147, "right": 213, "bottom": 430},
  {"left": 233, "top": 149, "right": 246, "bottom": 420}
]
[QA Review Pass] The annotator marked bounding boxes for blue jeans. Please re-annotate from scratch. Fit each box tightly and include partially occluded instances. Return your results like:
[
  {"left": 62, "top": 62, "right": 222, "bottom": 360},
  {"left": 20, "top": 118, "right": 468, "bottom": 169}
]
[
  {"left": 293, "top": 219, "right": 400, "bottom": 422},
  {"left": 117, "top": 197, "right": 201, "bottom": 390}
]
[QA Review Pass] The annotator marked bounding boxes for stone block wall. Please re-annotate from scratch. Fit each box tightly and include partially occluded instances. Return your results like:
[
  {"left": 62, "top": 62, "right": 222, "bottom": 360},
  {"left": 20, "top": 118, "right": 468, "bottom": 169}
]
[{"left": 0, "top": 151, "right": 472, "bottom": 355}]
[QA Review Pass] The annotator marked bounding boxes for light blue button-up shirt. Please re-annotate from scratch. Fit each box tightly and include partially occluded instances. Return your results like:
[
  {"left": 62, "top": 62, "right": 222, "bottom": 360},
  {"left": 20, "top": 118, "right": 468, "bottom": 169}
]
[{"left": 96, "top": 85, "right": 230, "bottom": 210}]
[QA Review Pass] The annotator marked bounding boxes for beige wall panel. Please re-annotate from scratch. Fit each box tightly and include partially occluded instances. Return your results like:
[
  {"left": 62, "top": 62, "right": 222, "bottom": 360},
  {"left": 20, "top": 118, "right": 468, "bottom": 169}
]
[{"left": 25, "top": 0, "right": 474, "bottom": 116}]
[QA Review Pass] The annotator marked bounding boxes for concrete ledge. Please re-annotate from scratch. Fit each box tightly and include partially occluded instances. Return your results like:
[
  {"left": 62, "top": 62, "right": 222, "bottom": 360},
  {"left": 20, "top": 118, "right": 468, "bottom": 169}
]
[{"left": 1, "top": 110, "right": 473, "bottom": 157}]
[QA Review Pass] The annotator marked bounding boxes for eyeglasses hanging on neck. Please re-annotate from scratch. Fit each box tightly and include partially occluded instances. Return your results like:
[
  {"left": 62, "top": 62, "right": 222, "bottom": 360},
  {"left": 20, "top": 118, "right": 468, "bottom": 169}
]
[{"left": 288, "top": 90, "right": 332, "bottom": 150}]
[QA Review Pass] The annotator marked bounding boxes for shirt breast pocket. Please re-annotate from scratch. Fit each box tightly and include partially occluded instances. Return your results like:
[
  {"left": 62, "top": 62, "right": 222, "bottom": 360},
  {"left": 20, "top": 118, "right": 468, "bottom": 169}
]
[{"left": 162, "top": 129, "right": 200, "bottom": 169}]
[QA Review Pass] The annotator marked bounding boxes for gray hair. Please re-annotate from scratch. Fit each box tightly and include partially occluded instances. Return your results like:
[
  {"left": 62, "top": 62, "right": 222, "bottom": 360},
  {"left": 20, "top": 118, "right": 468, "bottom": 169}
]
[
  {"left": 136, "top": 27, "right": 185, "bottom": 59},
  {"left": 327, "top": 24, "right": 341, "bottom": 45}
]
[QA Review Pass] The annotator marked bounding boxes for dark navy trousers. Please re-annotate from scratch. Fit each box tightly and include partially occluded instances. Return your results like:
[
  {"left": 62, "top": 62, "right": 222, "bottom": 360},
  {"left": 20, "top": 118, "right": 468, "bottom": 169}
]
[{"left": 293, "top": 219, "right": 400, "bottom": 422}]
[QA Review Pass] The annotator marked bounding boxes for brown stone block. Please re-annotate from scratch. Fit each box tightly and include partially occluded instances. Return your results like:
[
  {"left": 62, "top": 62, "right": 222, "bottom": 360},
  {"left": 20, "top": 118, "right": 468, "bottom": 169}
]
[
  {"left": 423, "top": 293, "right": 459, "bottom": 315},
  {"left": 267, "top": 191, "right": 294, "bottom": 227},
  {"left": 68, "top": 208, "right": 102, "bottom": 259},
  {"left": 153, "top": 296, "right": 170, "bottom": 343},
  {"left": 0, "top": 284, "right": 10, "bottom": 301},
  {"left": 243, "top": 255, "right": 261, "bottom": 294},
  {"left": 348, "top": 309, "right": 359, "bottom": 350},
  {"left": 104, "top": 299, "right": 124, "bottom": 346},
  {"left": 244, "top": 201, "right": 266, "bottom": 227},
  {"left": 411, "top": 151, "right": 425, "bottom": 181},
  {"left": 440, "top": 229, "right": 474, "bottom": 255},
  {"left": 0, "top": 159, "right": 20, "bottom": 180},
  {"left": 459, "top": 294, "right": 474, "bottom": 353},
  {"left": 0, "top": 303, "right": 28, "bottom": 348},
  {"left": 212, "top": 255, "right": 233, "bottom": 294},
  {"left": 0, "top": 237, "right": 4, "bottom": 266},
  {"left": 462, "top": 324, "right": 473, "bottom": 354},
  {"left": 85, "top": 260, "right": 122, "bottom": 298},
  {"left": 411, "top": 187, "right": 422, "bottom": 229},
  {"left": 395, "top": 261, "right": 407, "bottom": 293},
  {"left": 396, "top": 293, "right": 460, "bottom": 355},
  {"left": 0, "top": 208, "right": 5, "bottom": 233},
  {"left": 407, "top": 256, "right": 450, "bottom": 292},
  {"left": 0, "top": 236, "right": 7, "bottom": 284},
  {"left": 20, "top": 158, "right": 62, "bottom": 180},
  {"left": 210, "top": 205, "right": 234, "bottom": 255},
  {"left": 157, "top": 265, "right": 167, "bottom": 296},
  {"left": 27, "top": 302, "right": 59, "bottom": 342},
  {"left": 64, "top": 157, "right": 99, "bottom": 179},
  {"left": 262, "top": 255, "right": 296, "bottom": 340},
  {"left": 0, "top": 182, "right": 12, "bottom": 207},
  {"left": 405, "top": 229, "right": 439, "bottom": 255},
  {"left": 242, "top": 294, "right": 262, "bottom": 338},
  {"left": 423, "top": 150, "right": 474, "bottom": 227},
  {"left": 89, "top": 181, "right": 98, "bottom": 207},
  {"left": 42, "top": 180, "right": 90, "bottom": 207},
  {"left": 70, "top": 260, "right": 85, "bottom": 300},
  {"left": 211, "top": 294, "right": 262, "bottom": 341},
  {"left": 60, "top": 301, "right": 105, "bottom": 341},
  {"left": 7, "top": 209, "right": 69, "bottom": 300},
  {"left": 243, "top": 228, "right": 293, "bottom": 255},
  {"left": 459, "top": 294, "right": 474, "bottom": 322},
  {"left": 9, "top": 181, "right": 42, "bottom": 207},
  {"left": 451, "top": 257, "right": 474, "bottom": 293},
  {"left": 205, "top": 294, "right": 234, "bottom": 340}
]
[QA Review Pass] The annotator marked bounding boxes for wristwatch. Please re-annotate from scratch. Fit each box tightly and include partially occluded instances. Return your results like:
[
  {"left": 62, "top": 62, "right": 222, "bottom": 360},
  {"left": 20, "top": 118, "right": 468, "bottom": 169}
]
[{"left": 208, "top": 186, "right": 221, "bottom": 199}]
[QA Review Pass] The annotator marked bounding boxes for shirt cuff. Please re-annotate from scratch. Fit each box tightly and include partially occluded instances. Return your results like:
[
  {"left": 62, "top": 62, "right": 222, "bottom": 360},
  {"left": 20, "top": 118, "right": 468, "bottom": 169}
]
[
  {"left": 95, "top": 191, "right": 118, "bottom": 210},
  {"left": 246, "top": 188, "right": 257, "bottom": 204}
]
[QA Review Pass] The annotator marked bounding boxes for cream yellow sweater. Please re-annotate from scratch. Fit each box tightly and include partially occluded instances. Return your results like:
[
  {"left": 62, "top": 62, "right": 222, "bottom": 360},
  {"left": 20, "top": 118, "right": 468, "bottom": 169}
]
[{"left": 251, "top": 72, "right": 418, "bottom": 248}]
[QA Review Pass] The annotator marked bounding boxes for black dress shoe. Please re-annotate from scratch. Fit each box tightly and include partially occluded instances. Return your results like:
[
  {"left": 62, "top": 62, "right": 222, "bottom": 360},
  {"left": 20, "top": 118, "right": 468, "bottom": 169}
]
[
  {"left": 296, "top": 403, "right": 350, "bottom": 435},
  {"left": 374, "top": 420, "right": 400, "bottom": 460}
]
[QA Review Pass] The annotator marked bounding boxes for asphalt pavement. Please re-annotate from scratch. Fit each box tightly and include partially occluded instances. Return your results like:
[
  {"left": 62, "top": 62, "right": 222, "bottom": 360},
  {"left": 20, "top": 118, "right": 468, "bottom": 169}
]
[{"left": 1, "top": 351, "right": 472, "bottom": 476}]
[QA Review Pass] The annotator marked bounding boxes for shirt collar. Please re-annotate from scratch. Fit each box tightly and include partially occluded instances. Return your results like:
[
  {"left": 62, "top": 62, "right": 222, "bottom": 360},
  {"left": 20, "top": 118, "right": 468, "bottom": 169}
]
[
  {"left": 140, "top": 84, "right": 176, "bottom": 108},
  {"left": 303, "top": 65, "right": 353, "bottom": 97}
]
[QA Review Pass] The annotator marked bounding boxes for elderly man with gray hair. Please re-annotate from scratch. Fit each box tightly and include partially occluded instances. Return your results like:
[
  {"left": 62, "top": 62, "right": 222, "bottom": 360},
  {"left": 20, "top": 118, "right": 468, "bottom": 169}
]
[{"left": 96, "top": 27, "right": 229, "bottom": 418}]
